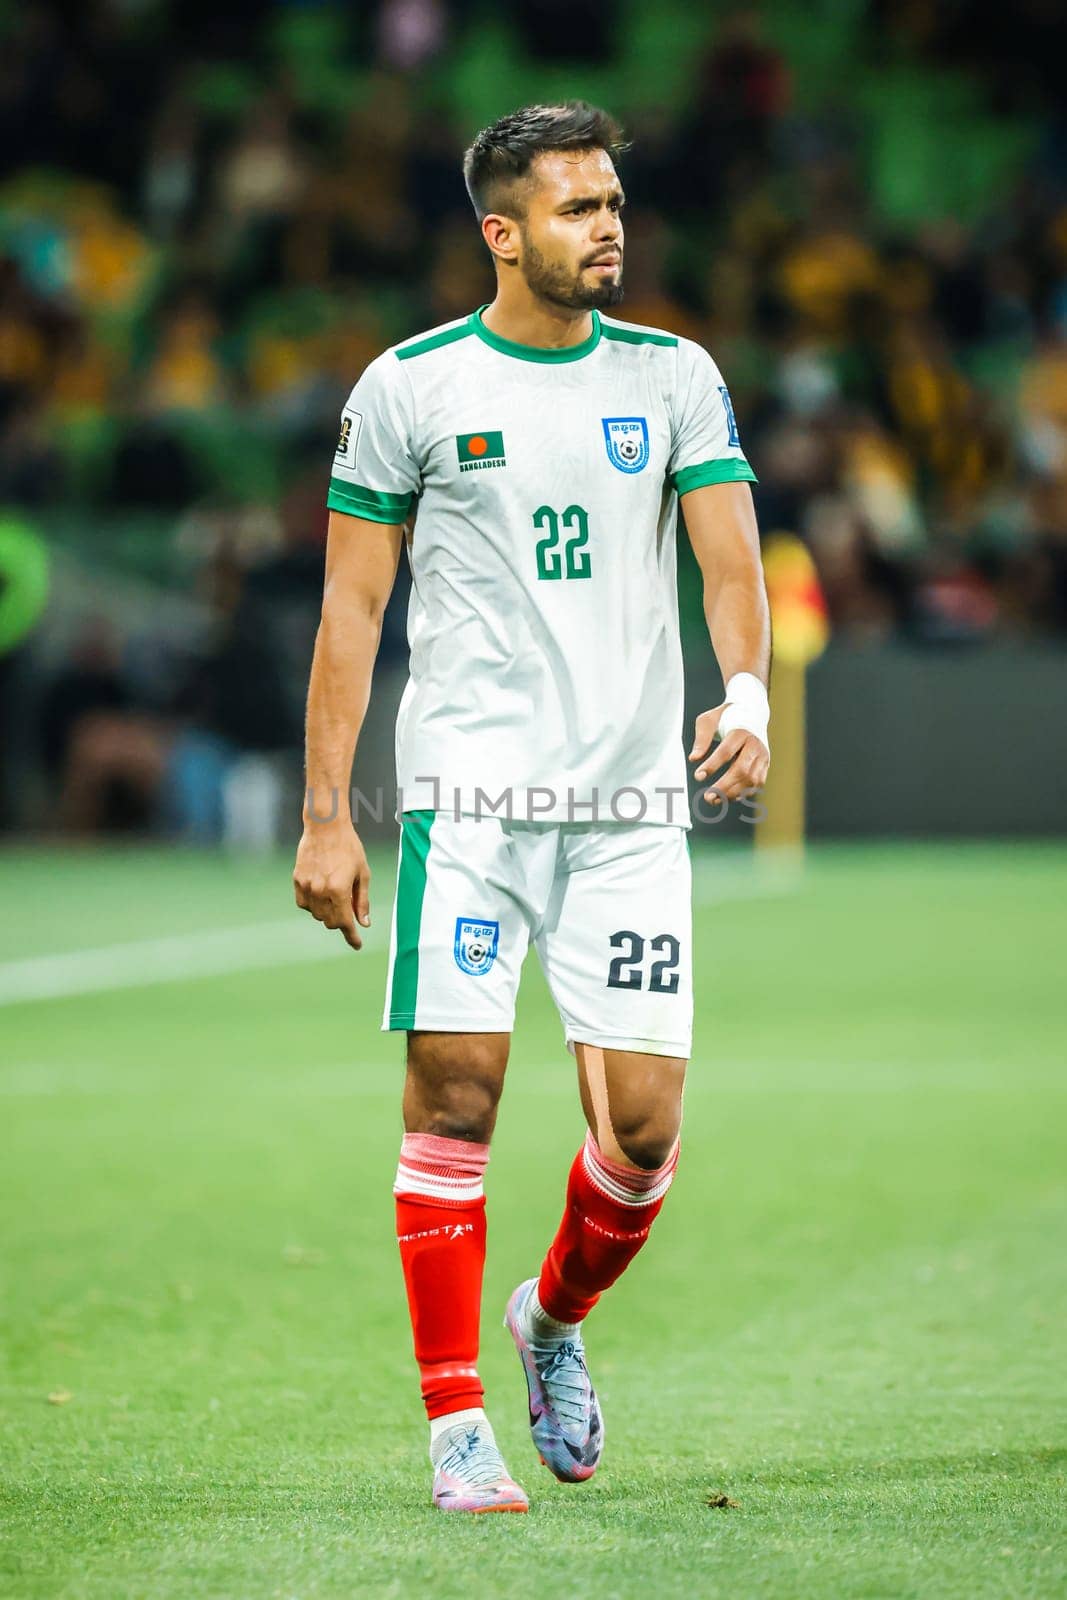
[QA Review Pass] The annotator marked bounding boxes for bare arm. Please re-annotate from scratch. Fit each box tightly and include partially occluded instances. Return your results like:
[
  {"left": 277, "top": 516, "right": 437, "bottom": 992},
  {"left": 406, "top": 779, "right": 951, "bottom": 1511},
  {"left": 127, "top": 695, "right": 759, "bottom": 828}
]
[
  {"left": 681, "top": 481, "right": 772, "bottom": 804},
  {"left": 293, "top": 509, "right": 403, "bottom": 948}
]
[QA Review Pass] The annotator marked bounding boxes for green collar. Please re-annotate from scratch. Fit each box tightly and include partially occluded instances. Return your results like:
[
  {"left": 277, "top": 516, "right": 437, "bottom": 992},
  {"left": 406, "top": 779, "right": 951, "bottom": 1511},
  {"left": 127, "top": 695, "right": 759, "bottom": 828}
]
[{"left": 469, "top": 305, "right": 602, "bottom": 364}]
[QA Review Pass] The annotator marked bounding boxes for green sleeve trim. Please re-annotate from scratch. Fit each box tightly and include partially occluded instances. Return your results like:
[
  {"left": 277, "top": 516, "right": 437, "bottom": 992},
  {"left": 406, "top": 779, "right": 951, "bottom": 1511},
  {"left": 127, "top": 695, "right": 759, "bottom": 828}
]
[
  {"left": 671, "top": 458, "right": 758, "bottom": 495},
  {"left": 395, "top": 322, "right": 476, "bottom": 362},
  {"left": 388, "top": 810, "right": 435, "bottom": 1027},
  {"left": 327, "top": 478, "right": 415, "bottom": 522},
  {"left": 600, "top": 321, "right": 678, "bottom": 348}
]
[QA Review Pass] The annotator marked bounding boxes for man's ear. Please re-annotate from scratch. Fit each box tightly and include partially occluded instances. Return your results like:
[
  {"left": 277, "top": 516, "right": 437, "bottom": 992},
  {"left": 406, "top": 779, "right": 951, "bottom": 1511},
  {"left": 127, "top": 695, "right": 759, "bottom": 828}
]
[{"left": 482, "top": 212, "right": 521, "bottom": 267}]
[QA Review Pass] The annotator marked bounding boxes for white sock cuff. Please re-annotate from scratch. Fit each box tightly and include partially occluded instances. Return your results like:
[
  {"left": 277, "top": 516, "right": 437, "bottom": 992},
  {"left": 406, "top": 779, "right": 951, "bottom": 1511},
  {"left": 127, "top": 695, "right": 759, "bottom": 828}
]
[
  {"left": 530, "top": 1287, "right": 581, "bottom": 1337},
  {"left": 394, "top": 1132, "right": 490, "bottom": 1203},
  {"left": 582, "top": 1132, "right": 679, "bottom": 1207},
  {"left": 429, "top": 1407, "right": 489, "bottom": 1456}
]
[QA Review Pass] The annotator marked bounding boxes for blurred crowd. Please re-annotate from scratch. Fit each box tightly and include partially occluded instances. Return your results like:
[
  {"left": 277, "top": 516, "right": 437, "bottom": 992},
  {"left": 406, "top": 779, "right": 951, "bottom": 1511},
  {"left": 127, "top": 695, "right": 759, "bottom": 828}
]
[{"left": 1, "top": 0, "right": 1065, "bottom": 835}]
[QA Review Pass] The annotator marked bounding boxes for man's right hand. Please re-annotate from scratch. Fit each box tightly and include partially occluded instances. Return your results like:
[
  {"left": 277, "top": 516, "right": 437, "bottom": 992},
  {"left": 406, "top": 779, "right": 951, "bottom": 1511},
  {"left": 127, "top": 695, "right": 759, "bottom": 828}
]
[{"left": 293, "top": 819, "right": 371, "bottom": 951}]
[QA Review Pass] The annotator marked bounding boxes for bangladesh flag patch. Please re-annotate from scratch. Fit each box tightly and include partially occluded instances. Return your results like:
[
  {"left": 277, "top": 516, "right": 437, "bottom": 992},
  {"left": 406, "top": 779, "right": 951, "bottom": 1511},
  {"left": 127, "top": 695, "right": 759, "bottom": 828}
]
[{"left": 456, "top": 431, "right": 506, "bottom": 472}]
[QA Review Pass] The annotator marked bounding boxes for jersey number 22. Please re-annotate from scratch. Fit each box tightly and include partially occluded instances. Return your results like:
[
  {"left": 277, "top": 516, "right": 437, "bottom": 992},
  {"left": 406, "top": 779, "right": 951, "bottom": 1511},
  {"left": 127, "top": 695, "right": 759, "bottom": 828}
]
[{"left": 533, "top": 503, "right": 591, "bottom": 581}]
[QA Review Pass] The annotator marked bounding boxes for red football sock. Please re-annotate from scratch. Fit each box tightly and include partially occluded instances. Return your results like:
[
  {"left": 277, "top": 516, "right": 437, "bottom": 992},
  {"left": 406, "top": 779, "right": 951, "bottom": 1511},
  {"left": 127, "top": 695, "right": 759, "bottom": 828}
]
[
  {"left": 537, "top": 1131, "right": 679, "bottom": 1323},
  {"left": 394, "top": 1132, "right": 490, "bottom": 1420}
]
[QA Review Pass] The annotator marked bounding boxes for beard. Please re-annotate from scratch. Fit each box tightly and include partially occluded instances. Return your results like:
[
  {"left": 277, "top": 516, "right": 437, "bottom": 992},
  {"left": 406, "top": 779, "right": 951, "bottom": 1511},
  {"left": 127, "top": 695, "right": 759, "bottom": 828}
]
[{"left": 520, "top": 233, "right": 625, "bottom": 310}]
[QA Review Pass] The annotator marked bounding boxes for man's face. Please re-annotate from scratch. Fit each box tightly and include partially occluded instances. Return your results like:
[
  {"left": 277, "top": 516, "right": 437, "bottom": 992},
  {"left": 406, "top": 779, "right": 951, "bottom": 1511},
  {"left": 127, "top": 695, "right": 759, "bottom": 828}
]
[{"left": 514, "top": 148, "right": 625, "bottom": 310}]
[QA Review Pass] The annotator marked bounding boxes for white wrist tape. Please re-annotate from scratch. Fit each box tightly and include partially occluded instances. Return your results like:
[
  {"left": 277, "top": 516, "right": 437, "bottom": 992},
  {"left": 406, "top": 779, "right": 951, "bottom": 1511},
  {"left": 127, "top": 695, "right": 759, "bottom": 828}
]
[{"left": 718, "top": 672, "right": 770, "bottom": 751}]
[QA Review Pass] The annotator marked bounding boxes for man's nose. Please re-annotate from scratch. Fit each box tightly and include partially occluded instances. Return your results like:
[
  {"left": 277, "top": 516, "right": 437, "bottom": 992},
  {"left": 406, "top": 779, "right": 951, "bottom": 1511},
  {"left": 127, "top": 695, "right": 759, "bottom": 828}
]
[{"left": 596, "top": 208, "right": 621, "bottom": 241}]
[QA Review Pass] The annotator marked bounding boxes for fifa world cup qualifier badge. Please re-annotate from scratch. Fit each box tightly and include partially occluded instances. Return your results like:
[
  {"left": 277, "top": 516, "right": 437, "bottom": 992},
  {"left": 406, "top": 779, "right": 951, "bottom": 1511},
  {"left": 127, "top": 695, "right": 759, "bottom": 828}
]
[
  {"left": 602, "top": 416, "right": 650, "bottom": 473},
  {"left": 454, "top": 917, "right": 500, "bottom": 975},
  {"left": 335, "top": 409, "right": 362, "bottom": 460},
  {"left": 719, "top": 385, "right": 741, "bottom": 447}
]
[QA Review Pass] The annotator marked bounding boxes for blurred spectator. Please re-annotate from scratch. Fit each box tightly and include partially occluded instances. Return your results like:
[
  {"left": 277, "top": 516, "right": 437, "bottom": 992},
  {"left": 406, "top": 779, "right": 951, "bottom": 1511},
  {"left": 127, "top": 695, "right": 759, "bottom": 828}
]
[
  {"left": 39, "top": 617, "right": 169, "bottom": 833},
  {"left": 144, "top": 290, "right": 228, "bottom": 415}
]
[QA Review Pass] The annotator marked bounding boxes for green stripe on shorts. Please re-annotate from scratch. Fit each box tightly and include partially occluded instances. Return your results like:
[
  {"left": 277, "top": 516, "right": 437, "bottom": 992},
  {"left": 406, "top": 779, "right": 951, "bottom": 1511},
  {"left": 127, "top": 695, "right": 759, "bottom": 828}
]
[{"left": 388, "top": 810, "right": 435, "bottom": 1028}]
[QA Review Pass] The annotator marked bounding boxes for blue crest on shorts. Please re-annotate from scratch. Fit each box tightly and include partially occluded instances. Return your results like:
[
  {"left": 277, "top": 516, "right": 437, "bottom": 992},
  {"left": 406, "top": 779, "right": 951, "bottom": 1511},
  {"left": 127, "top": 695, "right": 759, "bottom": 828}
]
[
  {"left": 602, "top": 416, "right": 649, "bottom": 474},
  {"left": 454, "top": 917, "right": 500, "bottom": 976}
]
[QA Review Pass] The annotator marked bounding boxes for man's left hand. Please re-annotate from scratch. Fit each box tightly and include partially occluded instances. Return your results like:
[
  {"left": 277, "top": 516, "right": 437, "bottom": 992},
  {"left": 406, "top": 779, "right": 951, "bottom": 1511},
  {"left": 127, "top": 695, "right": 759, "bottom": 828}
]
[{"left": 689, "top": 704, "right": 770, "bottom": 806}]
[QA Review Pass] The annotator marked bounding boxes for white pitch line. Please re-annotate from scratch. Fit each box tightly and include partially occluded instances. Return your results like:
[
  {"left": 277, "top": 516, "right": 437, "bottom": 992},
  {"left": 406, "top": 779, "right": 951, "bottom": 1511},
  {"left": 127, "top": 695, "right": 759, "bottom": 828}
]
[
  {"left": 690, "top": 846, "right": 805, "bottom": 910},
  {"left": 0, "top": 859, "right": 799, "bottom": 1007},
  {"left": 693, "top": 863, "right": 802, "bottom": 906},
  {"left": 0, "top": 918, "right": 349, "bottom": 1007}
]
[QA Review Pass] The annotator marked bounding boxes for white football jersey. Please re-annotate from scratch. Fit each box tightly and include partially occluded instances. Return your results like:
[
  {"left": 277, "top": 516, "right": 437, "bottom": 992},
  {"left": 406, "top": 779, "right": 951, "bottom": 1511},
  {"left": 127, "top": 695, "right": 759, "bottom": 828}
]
[{"left": 327, "top": 306, "right": 757, "bottom": 828}]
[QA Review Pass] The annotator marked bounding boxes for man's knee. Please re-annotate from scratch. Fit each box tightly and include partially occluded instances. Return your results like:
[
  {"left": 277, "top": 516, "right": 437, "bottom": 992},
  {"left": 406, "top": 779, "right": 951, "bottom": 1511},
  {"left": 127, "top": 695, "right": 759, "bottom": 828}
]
[
  {"left": 610, "top": 1113, "right": 681, "bottom": 1171},
  {"left": 414, "top": 1078, "right": 498, "bottom": 1143},
  {"left": 403, "top": 1031, "right": 508, "bottom": 1144},
  {"left": 597, "top": 1049, "right": 685, "bottom": 1170}
]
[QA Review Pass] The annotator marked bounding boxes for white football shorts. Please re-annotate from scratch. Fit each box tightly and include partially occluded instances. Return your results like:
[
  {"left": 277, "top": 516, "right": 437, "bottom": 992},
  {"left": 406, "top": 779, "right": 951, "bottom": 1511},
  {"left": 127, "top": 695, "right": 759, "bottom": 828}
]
[{"left": 381, "top": 812, "right": 693, "bottom": 1058}]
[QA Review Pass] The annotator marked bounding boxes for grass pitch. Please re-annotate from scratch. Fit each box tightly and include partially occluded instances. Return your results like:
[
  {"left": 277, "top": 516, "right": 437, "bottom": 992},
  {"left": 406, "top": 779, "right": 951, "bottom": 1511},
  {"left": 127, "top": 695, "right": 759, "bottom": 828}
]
[{"left": 1, "top": 841, "right": 1064, "bottom": 1599}]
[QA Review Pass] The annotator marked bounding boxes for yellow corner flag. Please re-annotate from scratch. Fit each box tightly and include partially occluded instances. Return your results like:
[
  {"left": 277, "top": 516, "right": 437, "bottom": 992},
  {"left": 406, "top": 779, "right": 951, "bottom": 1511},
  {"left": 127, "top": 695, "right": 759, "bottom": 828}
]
[{"left": 757, "top": 533, "right": 829, "bottom": 857}]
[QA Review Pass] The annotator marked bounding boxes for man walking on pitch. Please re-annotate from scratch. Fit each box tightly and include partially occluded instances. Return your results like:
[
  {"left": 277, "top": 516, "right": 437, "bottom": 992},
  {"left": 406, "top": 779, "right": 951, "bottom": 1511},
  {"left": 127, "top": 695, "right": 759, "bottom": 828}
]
[{"left": 294, "top": 102, "right": 771, "bottom": 1513}]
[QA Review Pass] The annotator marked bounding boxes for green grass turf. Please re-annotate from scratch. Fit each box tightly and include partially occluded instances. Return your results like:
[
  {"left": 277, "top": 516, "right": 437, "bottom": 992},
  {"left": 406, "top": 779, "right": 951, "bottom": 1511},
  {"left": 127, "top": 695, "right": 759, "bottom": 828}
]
[{"left": 1, "top": 841, "right": 1065, "bottom": 1599}]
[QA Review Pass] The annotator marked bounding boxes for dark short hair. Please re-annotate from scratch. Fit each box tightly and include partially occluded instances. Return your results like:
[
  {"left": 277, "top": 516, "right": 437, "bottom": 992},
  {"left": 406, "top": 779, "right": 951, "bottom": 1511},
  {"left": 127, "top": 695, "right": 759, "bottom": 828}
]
[{"left": 463, "top": 101, "right": 628, "bottom": 221}]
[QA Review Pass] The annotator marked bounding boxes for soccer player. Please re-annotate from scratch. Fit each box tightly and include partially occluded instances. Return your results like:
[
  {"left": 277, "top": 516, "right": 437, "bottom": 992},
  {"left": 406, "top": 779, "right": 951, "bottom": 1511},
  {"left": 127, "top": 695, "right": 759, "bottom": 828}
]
[{"left": 293, "top": 102, "right": 771, "bottom": 1513}]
